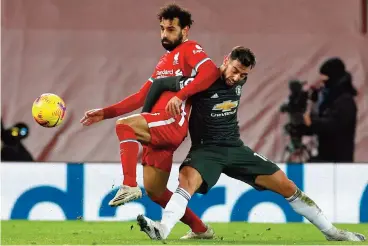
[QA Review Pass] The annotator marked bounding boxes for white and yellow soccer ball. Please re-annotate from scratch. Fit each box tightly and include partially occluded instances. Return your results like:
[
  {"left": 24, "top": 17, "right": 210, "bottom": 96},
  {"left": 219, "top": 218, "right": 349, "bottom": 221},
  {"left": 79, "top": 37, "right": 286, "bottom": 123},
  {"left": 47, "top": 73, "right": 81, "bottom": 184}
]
[{"left": 32, "top": 93, "right": 66, "bottom": 128}]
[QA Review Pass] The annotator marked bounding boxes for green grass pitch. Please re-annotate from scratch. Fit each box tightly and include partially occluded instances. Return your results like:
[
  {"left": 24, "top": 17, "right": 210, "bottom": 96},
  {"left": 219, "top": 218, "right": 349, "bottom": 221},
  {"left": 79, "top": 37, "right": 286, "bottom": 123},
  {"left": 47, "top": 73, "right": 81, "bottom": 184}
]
[{"left": 1, "top": 221, "right": 367, "bottom": 245}]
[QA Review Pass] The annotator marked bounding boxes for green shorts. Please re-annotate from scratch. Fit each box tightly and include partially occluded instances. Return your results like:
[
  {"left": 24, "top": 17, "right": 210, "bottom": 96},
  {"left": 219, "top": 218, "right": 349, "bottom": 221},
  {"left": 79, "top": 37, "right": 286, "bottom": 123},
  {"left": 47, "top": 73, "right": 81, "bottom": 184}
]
[{"left": 180, "top": 144, "right": 280, "bottom": 194}]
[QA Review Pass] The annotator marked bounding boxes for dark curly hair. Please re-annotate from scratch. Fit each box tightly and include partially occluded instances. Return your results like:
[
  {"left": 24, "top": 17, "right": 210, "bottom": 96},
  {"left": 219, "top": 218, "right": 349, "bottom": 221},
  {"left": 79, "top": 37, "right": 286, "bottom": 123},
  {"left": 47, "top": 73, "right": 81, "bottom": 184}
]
[
  {"left": 230, "top": 46, "right": 256, "bottom": 69},
  {"left": 157, "top": 3, "right": 194, "bottom": 29}
]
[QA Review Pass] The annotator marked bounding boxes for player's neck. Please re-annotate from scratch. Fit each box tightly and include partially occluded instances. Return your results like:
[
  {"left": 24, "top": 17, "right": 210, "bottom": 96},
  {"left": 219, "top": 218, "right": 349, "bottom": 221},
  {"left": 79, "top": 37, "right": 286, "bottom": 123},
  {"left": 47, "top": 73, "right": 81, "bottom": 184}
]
[{"left": 166, "top": 39, "right": 189, "bottom": 53}]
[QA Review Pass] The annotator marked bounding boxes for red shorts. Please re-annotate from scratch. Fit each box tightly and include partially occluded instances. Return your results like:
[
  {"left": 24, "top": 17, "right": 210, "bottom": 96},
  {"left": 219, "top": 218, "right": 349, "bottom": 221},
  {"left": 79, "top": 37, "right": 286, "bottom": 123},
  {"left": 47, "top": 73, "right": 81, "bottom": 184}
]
[
  {"left": 141, "top": 111, "right": 188, "bottom": 172},
  {"left": 141, "top": 112, "right": 188, "bottom": 148},
  {"left": 141, "top": 146, "right": 174, "bottom": 172}
]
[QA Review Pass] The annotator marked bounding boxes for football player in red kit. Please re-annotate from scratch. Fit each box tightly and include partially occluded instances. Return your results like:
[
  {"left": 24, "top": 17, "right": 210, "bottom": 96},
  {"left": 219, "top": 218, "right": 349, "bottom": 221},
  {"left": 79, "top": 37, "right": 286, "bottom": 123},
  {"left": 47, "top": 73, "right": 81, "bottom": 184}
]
[{"left": 80, "top": 4, "right": 219, "bottom": 239}]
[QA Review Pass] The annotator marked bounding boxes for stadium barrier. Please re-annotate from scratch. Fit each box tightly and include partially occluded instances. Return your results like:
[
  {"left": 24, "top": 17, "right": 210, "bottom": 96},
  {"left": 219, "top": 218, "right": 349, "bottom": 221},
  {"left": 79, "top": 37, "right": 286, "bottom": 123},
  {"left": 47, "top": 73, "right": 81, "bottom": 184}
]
[{"left": 1, "top": 162, "right": 367, "bottom": 223}]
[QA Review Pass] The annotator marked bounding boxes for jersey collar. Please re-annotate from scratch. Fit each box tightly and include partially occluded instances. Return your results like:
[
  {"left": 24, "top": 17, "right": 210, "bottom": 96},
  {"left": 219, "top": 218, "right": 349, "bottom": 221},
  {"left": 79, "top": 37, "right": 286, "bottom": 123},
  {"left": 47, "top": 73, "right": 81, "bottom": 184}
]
[{"left": 166, "top": 39, "right": 189, "bottom": 53}]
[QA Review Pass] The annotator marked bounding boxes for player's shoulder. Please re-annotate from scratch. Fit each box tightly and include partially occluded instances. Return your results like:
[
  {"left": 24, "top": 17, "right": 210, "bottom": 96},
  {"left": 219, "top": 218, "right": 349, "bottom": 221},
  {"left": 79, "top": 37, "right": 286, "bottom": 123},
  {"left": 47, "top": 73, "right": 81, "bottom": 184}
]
[
  {"left": 180, "top": 40, "right": 204, "bottom": 51},
  {"left": 158, "top": 52, "right": 169, "bottom": 59},
  {"left": 154, "top": 52, "right": 169, "bottom": 67},
  {"left": 183, "top": 40, "right": 201, "bottom": 46}
]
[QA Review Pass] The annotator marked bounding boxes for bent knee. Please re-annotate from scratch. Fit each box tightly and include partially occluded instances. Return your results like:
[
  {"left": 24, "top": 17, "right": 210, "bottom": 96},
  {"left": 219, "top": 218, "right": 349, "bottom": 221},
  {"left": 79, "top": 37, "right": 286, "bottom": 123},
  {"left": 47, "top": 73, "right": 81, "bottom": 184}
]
[
  {"left": 116, "top": 117, "right": 132, "bottom": 127},
  {"left": 179, "top": 166, "right": 202, "bottom": 194},
  {"left": 116, "top": 113, "right": 145, "bottom": 126},
  {"left": 115, "top": 115, "right": 150, "bottom": 142}
]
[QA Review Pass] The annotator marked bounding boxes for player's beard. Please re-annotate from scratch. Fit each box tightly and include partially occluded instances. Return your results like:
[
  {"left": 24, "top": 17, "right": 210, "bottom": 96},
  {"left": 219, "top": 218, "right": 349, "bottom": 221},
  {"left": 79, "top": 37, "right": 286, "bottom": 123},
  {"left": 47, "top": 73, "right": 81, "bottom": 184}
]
[
  {"left": 223, "top": 65, "right": 235, "bottom": 86},
  {"left": 161, "top": 33, "right": 183, "bottom": 51}
]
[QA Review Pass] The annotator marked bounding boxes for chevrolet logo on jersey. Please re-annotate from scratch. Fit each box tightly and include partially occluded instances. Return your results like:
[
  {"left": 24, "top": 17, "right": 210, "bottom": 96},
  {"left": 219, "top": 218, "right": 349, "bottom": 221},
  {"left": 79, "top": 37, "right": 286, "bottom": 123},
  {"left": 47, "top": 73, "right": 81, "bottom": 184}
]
[
  {"left": 211, "top": 100, "right": 238, "bottom": 117},
  {"left": 213, "top": 100, "right": 238, "bottom": 112}
]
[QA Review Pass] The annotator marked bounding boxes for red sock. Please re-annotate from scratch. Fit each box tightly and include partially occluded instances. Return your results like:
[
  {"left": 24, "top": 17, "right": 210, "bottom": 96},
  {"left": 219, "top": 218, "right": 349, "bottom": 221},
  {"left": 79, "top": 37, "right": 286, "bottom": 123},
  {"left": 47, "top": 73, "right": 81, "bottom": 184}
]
[
  {"left": 151, "top": 188, "right": 207, "bottom": 233},
  {"left": 115, "top": 124, "right": 139, "bottom": 187}
]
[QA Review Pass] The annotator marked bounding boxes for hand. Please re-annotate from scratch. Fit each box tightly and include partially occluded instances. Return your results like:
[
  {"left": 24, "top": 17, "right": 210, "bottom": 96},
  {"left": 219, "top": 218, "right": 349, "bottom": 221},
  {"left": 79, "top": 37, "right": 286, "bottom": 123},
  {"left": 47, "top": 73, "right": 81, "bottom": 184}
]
[
  {"left": 80, "top": 108, "right": 104, "bottom": 126},
  {"left": 165, "top": 96, "right": 183, "bottom": 116},
  {"left": 303, "top": 112, "right": 312, "bottom": 127}
]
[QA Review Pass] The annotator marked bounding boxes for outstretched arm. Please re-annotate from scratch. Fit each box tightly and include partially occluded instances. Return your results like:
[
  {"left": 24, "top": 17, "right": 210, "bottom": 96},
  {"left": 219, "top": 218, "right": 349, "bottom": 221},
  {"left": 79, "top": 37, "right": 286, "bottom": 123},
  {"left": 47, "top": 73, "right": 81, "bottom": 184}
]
[{"left": 102, "top": 80, "right": 152, "bottom": 119}]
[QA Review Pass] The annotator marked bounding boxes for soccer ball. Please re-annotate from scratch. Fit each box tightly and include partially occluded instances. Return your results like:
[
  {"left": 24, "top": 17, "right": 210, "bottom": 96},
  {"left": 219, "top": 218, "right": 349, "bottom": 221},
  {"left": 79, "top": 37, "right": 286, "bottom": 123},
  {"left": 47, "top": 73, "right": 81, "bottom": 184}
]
[{"left": 32, "top": 93, "right": 66, "bottom": 127}]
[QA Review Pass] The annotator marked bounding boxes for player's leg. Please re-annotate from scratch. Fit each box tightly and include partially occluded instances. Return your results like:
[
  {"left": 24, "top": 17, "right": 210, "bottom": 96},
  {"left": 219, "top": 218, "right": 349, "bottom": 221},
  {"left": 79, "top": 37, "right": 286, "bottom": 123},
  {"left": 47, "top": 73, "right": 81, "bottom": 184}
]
[
  {"left": 137, "top": 167, "right": 215, "bottom": 240},
  {"left": 137, "top": 146, "right": 223, "bottom": 240},
  {"left": 254, "top": 169, "right": 337, "bottom": 236},
  {"left": 143, "top": 165, "right": 170, "bottom": 198},
  {"left": 109, "top": 114, "right": 150, "bottom": 206},
  {"left": 142, "top": 158, "right": 209, "bottom": 238},
  {"left": 110, "top": 111, "right": 183, "bottom": 207},
  {"left": 255, "top": 169, "right": 365, "bottom": 241},
  {"left": 159, "top": 147, "right": 224, "bottom": 240},
  {"left": 116, "top": 114, "right": 151, "bottom": 184},
  {"left": 225, "top": 145, "right": 365, "bottom": 242}
]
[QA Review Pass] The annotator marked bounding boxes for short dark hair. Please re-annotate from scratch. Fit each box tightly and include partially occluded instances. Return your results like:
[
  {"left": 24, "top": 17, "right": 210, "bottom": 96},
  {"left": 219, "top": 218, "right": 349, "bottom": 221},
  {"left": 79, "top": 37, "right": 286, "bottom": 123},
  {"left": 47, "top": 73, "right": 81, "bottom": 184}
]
[
  {"left": 157, "top": 3, "right": 194, "bottom": 29},
  {"left": 230, "top": 46, "right": 256, "bottom": 69}
]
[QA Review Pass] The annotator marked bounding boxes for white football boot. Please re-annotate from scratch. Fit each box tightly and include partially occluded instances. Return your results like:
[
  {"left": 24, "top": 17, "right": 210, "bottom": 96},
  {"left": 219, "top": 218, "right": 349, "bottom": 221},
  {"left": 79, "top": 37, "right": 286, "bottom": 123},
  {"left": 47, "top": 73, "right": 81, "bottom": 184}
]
[
  {"left": 180, "top": 224, "right": 215, "bottom": 239},
  {"left": 108, "top": 185, "right": 142, "bottom": 207},
  {"left": 325, "top": 229, "right": 366, "bottom": 242},
  {"left": 137, "top": 214, "right": 166, "bottom": 240}
]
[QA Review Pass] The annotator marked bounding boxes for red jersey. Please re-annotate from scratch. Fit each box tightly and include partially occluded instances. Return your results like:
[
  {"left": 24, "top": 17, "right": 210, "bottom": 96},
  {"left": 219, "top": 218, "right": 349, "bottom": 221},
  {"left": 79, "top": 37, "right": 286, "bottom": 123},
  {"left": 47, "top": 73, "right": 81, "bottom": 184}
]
[
  {"left": 148, "top": 40, "right": 211, "bottom": 117},
  {"left": 103, "top": 40, "right": 218, "bottom": 120}
]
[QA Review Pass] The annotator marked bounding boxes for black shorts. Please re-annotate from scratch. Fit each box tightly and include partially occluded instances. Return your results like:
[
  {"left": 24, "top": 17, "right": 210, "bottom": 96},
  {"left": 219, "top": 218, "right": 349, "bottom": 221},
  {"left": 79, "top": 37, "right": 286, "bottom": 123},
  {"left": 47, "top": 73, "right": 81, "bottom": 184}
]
[{"left": 180, "top": 144, "right": 280, "bottom": 194}]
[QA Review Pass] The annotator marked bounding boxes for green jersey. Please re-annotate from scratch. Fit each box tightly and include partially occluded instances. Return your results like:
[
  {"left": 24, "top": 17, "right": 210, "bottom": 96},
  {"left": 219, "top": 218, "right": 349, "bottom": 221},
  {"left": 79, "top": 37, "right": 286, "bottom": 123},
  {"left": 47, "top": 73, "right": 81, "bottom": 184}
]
[
  {"left": 187, "top": 77, "right": 245, "bottom": 146},
  {"left": 141, "top": 76, "right": 246, "bottom": 147}
]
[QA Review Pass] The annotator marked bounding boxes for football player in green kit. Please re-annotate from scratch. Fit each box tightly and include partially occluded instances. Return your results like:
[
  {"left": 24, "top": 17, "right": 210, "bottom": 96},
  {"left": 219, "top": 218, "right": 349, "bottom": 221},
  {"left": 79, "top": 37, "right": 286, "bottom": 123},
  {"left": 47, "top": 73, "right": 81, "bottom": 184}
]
[{"left": 137, "top": 46, "right": 366, "bottom": 242}]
